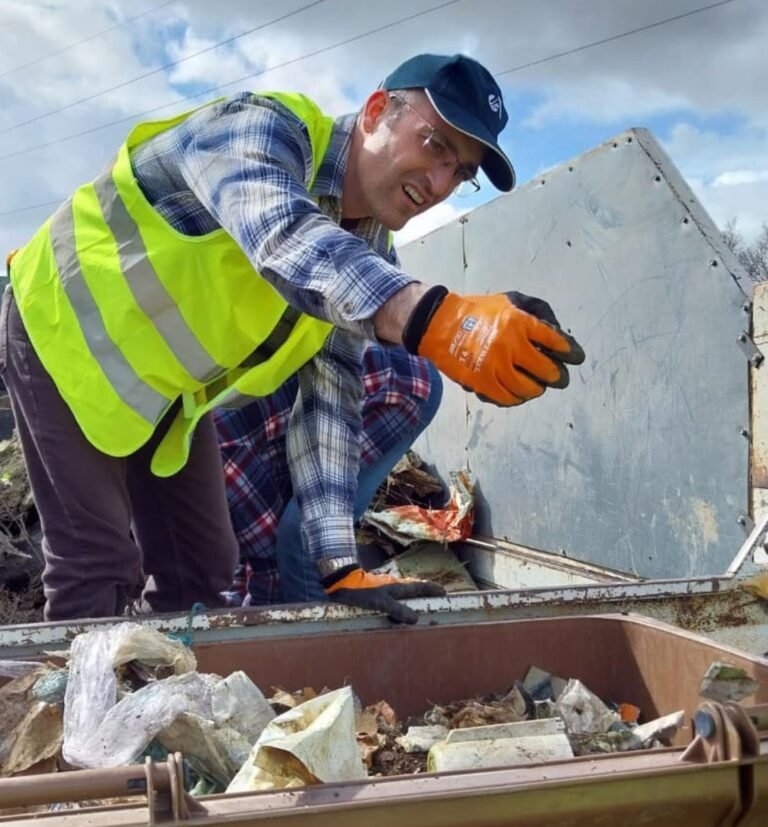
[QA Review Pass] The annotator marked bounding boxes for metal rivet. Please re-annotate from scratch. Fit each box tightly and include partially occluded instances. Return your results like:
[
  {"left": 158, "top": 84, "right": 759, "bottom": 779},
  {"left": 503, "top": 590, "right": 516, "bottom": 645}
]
[
  {"left": 710, "top": 260, "right": 719, "bottom": 267},
  {"left": 654, "top": 175, "right": 661, "bottom": 182},
  {"left": 741, "top": 428, "right": 750, "bottom": 438},
  {"left": 682, "top": 217, "right": 689, "bottom": 224},
  {"left": 566, "top": 240, "right": 572, "bottom": 247}
]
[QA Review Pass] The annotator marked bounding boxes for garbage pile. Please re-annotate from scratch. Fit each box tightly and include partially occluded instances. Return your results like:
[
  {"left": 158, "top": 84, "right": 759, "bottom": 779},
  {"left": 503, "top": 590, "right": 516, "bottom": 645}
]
[
  {"left": 362, "top": 452, "right": 475, "bottom": 548},
  {"left": 6, "top": 623, "right": 750, "bottom": 802},
  {"left": 0, "top": 431, "right": 43, "bottom": 625},
  {"left": 359, "top": 450, "right": 478, "bottom": 592}
]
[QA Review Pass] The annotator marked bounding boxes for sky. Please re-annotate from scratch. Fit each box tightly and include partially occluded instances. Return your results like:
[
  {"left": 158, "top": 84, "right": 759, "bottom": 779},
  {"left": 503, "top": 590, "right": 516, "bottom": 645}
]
[{"left": 0, "top": 0, "right": 766, "bottom": 268}]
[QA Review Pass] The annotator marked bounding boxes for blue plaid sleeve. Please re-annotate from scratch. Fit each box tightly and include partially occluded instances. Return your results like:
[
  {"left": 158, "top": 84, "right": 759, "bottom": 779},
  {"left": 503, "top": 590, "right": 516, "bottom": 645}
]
[
  {"left": 176, "top": 93, "right": 415, "bottom": 333},
  {"left": 286, "top": 328, "right": 364, "bottom": 567}
]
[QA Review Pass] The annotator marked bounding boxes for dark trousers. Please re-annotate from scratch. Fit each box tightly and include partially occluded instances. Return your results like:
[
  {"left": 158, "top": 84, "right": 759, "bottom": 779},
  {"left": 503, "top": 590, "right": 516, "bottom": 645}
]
[{"left": 0, "top": 290, "right": 238, "bottom": 621}]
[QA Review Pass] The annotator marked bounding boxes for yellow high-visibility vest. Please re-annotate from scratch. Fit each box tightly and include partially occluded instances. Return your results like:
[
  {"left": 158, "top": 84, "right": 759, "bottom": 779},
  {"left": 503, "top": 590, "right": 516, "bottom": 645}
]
[{"left": 10, "top": 92, "right": 336, "bottom": 477}]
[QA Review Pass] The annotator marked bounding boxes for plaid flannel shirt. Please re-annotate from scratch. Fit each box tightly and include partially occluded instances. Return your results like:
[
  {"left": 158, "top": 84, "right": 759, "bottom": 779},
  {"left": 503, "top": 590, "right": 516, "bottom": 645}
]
[
  {"left": 215, "top": 344, "right": 432, "bottom": 604},
  {"left": 131, "top": 92, "right": 418, "bottom": 571}
]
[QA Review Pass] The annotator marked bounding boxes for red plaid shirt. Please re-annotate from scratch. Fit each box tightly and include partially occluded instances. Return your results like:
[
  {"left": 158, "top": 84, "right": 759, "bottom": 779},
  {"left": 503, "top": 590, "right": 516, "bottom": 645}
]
[{"left": 215, "top": 344, "right": 432, "bottom": 604}]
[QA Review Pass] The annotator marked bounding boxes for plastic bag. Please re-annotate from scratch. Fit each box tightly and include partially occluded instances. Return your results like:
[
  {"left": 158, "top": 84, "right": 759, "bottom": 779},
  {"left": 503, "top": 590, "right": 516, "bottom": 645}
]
[
  {"left": 227, "top": 686, "right": 367, "bottom": 792},
  {"left": 62, "top": 622, "right": 199, "bottom": 768},
  {"left": 65, "top": 670, "right": 215, "bottom": 768},
  {"left": 211, "top": 670, "right": 275, "bottom": 744},
  {"left": 555, "top": 679, "right": 620, "bottom": 734},
  {"left": 158, "top": 712, "right": 251, "bottom": 788}
]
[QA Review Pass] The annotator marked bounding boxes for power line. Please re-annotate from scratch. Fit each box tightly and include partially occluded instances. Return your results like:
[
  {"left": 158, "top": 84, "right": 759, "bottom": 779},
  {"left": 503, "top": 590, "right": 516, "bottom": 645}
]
[
  {"left": 495, "top": 0, "right": 737, "bottom": 77},
  {"left": 0, "top": 0, "right": 738, "bottom": 217},
  {"left": 0, "top": 0, "right": 329, "bottom": 136},
  {"left": 0, "top": 0, "right": 179, "bottom": 80},
  {"left": 0, "top": 0, "right": 463, "bottom": 164},
  {"left": 0, "top": 199, "right": 63, "bottom": 218}
]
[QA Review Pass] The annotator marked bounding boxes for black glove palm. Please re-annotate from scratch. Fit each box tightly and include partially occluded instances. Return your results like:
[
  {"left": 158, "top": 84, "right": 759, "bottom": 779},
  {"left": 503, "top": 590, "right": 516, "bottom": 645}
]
[{"left": 323, "top": 566, "right": 445, "bottom": 624}]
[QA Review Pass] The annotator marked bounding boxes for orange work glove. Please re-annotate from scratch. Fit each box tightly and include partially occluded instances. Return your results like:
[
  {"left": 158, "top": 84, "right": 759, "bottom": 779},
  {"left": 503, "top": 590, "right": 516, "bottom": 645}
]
[
  {"left": 402, "top": 286, "right": 585, "bottom": 407},
  {"left": 322, "top": 566, "right": 445, "bottom": 624}
]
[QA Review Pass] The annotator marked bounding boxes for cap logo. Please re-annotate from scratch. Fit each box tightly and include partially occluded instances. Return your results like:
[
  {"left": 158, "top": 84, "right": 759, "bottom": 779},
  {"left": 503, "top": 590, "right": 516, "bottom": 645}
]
[{"left": 488, "top": 93, "right": 503, "bottom": 118}]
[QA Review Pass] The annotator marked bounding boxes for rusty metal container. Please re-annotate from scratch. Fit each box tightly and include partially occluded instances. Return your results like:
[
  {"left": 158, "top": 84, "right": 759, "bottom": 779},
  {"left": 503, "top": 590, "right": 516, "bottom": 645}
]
[
  {"left": 192, "top": 613, "right": 768, "bottom": 741},
  {"left": 2, "top": 613, "right": 767, "bottom": 826}
]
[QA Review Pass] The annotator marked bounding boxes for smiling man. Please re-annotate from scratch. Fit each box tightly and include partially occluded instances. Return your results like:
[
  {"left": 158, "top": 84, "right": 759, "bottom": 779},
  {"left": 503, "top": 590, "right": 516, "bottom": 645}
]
[{"left": 2, "top": 53, "right": 584, "bottom": 622}]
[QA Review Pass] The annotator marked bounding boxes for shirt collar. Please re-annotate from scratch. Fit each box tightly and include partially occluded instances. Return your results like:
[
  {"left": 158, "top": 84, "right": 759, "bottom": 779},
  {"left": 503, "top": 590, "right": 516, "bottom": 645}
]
[
  {"left": 310, "top": 112, "right": 356, "bottom": 200},
  {"left": 310, "top": 112, "right": 395, "bottom": 262}
]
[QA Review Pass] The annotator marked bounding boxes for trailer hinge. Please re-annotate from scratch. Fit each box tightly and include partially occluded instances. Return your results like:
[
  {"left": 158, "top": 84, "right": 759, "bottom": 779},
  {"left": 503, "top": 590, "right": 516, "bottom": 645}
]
[
  {"left": 737, "top": 331, "right": 764, "bottom": 367},
  {"left": 680, "top": 701, "right": 759, "bottom": 764}
]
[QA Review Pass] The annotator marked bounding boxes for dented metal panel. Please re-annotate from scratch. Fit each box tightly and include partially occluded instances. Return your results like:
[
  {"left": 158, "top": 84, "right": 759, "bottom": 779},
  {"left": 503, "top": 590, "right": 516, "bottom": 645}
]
[{"left": 400, "top": 128, "right": 751, "bottom": 580}]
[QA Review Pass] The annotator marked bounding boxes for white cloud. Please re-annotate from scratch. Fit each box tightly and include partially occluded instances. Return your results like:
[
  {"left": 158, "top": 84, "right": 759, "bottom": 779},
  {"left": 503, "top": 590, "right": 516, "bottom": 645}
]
[
  {"left": 688, "top": 176, "right": 768, "bottom": 242},
  {"left": 524, "top": 78, "right": 689, "bottom": 128},
  {"left": 661, "top": 122, "right": 768, "bottom": 240},
  {"left": 712, "top": 169, "right": 768, "bottom": 187},
  {"left": 1, "top": 0, "right": 768, "bottom": 258}
]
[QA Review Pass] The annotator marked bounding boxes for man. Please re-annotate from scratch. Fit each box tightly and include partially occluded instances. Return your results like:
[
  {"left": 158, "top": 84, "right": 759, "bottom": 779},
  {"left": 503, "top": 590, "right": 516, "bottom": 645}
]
[
  {"left": 216, "top": 344, "right": 442, "bottom": 622},
  {"left": 1, "top": 53, "right": 584, "bottom": 622}
]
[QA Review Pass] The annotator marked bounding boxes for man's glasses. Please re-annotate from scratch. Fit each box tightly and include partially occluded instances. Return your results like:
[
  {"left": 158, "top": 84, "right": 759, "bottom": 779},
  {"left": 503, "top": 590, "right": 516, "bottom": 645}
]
[{"left": 389, "top": 94, "right": 481, "bottom": 197}]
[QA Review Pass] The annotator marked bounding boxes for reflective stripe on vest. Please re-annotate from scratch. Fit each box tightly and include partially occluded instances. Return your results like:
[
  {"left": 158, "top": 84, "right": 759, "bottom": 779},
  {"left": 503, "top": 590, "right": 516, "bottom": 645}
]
[
  {"left": 10, "top": 91, "right": 336, "bottom": 473},
  {"left": 49, "top": 198, "right": 171, "bottom": 426},
  {"left": 91, "top": 162, "right": 224, "bottom": 384}
]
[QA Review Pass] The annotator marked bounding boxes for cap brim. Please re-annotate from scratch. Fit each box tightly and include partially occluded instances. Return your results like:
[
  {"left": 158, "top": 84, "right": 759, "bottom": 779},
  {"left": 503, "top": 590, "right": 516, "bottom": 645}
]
[{"left": 425, "top": 89, "right": 516, "bottom": 192}]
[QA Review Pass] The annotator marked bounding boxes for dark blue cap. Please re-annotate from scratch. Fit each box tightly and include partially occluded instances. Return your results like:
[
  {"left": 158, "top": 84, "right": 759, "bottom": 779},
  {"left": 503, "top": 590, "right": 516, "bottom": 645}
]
[{"left": 382, "top": 53, "right": 515, "bottom": 192}]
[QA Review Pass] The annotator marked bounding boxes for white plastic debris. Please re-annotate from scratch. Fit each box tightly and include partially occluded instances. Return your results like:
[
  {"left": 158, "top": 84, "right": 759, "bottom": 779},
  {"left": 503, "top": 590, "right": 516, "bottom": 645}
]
[
  {"left": 62, "top": 623, "right": 200, "bottom": 768},
  {"left": 554, "top": 679, "right": 620, "bottom": 734},
  {"left": 395, "top": 725, "right": 449, "bottom": 753},
  {"left": 699, "top": 662, "right": 760, "bottom": 703},
  {"left": 428, "top": 733, "right": 573, "bottom": 772},
  {"left": 632, "top": 710, "right": 685, "bottom": 747},
  {"left": 227, "top": 686, "right": 367, "bottom": 793},
  {"left": 158, "top": 713, "right": 251, "bottom": 788},
  {"left": 112, "top": 625, "right": 197, "bottom": 674},
  {"left": 65, "top": 670, "right": 216, "bottom": 768},
  {"left": 211, "top": 671, "right": 275, "bottom": 744},
  {"left": 444, "top": 718, "right": 565, "bottom": 744}
]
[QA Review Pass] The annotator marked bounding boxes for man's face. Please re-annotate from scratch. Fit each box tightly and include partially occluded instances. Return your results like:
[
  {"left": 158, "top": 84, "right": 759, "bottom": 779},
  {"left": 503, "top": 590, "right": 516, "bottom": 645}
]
[{"left": 354, "top": 91, "right": 485, "bottom": 231}]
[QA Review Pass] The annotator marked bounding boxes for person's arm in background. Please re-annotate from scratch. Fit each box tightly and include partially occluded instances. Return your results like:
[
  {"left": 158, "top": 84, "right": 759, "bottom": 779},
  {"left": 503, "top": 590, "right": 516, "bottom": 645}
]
[
  {"left": 286, "top": 327, "right": 364, "bottom": 580},
  {"left": 286, "top": 329, "right": 445, "bottom": 624}
]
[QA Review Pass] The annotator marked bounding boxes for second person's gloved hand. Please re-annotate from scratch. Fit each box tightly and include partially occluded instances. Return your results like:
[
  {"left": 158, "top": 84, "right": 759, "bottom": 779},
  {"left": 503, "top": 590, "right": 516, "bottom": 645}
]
[
  {"left": 403, "top": 286, "right": 585, "bottom": 407},
  {"left": 322, "top": 566, "right": 446, "bottom": 624}
]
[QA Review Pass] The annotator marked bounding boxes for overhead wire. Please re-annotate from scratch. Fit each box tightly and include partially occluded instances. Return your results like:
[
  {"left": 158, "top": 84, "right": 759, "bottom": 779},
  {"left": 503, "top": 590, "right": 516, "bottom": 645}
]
[
  {"left": 495, "top": 0, "right": 736, "bottom": 77},
  {"left": 0, "top": 0, "right": 740, "bottom": 218},
  {"left": 0, "top": 0, "right": 462, "bottom": 165},
  {"left": 0, "top": 0, "right": 329, "bottom": 135},
  {"left": 0, "top": 0, "right": 179, "bottom": 80}
]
